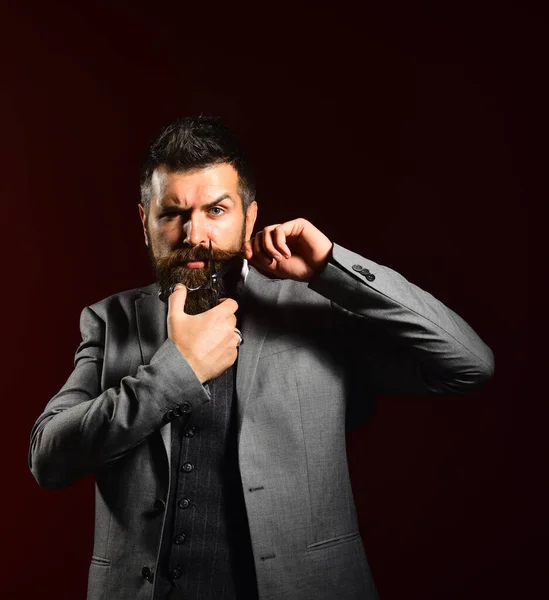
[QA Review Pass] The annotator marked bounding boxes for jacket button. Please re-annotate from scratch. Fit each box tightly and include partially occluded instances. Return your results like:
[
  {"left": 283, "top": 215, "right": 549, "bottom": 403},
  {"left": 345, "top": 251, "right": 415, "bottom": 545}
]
[
  {"left": 174, "top": 533, "right": 187, "bottom": 545},
  {"left": 154, "top": 499, "right": 166, "bottom": 513},
  {"left": 164, "top": 409, "right": 175, "bottom": 423},
  {"left": 170, "top": 566, "right": 183, "bottom": 580},
  {"left": 184, "top": 426, "right": 197, "bottom": 438},
  {"left": 181, "top": 462, "right": 194, "bottom": 473},
  {"left": 180, "top": 402, "right": 192, "bottom": 414},
  {"left": 178, "top": 497, "right": 191, "bottom": 509},
  {"left": 352, "top": 264, "right": 363, "bottom": 272},
  {"left": 141, "top": 566, "right": 153, "bottom": 581},
  {"left": 365, "top": 273, "right": 375, "bottom": 281}
]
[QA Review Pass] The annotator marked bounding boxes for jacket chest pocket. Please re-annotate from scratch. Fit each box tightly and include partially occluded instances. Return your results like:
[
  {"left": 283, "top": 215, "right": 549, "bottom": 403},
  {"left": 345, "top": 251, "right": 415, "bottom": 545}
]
[{"left": 306, "top": 530, "right": 361, "bottom": 552}]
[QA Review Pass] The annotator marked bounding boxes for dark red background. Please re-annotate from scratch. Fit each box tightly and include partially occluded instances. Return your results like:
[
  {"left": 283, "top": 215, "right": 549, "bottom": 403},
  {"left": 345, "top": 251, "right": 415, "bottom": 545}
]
[{"left": 1, "top": 1, "right": 538, "bottom": 599}]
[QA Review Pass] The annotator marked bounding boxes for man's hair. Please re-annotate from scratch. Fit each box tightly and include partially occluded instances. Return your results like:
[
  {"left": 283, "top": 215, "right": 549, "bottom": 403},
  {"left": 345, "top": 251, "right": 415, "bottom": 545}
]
[{"left": 140, "top": 116, "right": 256, "bottom": 216}]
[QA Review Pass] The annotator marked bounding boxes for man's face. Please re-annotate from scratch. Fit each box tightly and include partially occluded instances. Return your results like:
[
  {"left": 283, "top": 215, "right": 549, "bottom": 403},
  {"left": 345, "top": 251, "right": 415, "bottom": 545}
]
[{"left": 138, "top": 163, "right": 257, "bottom": 314}]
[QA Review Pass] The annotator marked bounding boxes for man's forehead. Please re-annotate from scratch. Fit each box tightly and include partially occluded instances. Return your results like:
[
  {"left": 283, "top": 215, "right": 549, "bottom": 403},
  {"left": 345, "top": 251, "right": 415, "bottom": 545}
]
[{"left": 151, "top": 164, "right": 239, "bottom": 206}]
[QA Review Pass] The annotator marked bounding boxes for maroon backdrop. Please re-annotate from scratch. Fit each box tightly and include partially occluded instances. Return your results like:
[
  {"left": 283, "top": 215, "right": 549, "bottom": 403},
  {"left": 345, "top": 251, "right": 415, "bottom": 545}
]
[{"left": 1, "top": 1, "right": 538, "bottom": 599}]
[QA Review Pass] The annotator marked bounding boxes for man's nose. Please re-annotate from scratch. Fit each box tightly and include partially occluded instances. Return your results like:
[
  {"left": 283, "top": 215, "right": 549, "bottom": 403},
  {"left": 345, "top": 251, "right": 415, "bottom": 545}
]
[{"left": 183, "top": 214, "right": 209, "bottom": 246}]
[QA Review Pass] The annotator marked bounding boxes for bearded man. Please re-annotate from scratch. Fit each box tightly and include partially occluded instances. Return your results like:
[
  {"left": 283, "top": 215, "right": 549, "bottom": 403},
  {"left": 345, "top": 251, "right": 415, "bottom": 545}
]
[{"left": 29, "top": 116, "right": 495, "bottom": 600}]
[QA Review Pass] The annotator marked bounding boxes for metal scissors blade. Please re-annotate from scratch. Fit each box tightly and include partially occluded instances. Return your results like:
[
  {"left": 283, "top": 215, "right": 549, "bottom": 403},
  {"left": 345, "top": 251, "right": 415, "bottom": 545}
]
[
  {"left": 208, "top": 239, "right": 221, "bottom": 304},
  {"left": 209, "top": 239, "right": 217, "bottom": 286}
]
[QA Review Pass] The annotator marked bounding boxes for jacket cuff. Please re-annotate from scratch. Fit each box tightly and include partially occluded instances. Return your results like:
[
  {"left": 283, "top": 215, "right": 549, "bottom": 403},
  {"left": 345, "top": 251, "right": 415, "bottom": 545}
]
[
  {"left": 148, "top": 338, "right": 211, "bottom": 424},
  {"left": 308, "top": 242, "right": 389, "bottom": 306}
]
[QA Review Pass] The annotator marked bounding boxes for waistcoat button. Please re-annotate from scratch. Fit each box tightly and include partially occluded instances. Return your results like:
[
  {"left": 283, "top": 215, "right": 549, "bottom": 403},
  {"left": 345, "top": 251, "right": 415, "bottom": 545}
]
[
  {"left": 178, "top": 497, "right": 191, "bottom": 509},
  {"left": 170, "top": 566, "right": 183, "bottom": 580},
  {"left": 184, "top": 426, "right": 197, "bottom": 437}
]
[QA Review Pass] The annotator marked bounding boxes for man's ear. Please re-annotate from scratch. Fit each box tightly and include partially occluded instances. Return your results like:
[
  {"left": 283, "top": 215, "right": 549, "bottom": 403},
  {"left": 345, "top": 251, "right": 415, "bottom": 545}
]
[
  {"left": 245, "top": 201, "right": 258, "bottom": 240},
  {"left": 138, "top": 203, "right": 149, "bottom": 247}
]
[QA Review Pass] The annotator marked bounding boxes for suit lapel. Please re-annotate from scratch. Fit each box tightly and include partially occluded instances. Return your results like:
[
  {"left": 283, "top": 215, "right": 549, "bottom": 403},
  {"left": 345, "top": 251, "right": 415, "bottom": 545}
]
[
  {"left": 135, "top": 282, "right": 171, "bottom": 462},
  {"left": 135, "top": 282, "right": 167, "bottom": 365},
  {"left": 236, "top": 267, "right": 283, "bottom": 432}
]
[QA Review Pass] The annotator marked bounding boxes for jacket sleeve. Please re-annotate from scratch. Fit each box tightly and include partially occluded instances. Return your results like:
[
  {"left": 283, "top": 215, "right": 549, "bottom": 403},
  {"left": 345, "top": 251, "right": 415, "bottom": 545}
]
[
  {"left": 308, "top": 243, "right": 495, "bottom": 396},
  {"left": 29, "top": 305, "right": 211, "bottom": 490}
]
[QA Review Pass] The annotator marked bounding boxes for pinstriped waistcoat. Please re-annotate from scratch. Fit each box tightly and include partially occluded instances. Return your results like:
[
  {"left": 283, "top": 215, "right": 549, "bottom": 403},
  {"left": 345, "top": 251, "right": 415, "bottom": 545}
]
[{"left": 153, "top": 356, "right": 259, "bottom": 600}]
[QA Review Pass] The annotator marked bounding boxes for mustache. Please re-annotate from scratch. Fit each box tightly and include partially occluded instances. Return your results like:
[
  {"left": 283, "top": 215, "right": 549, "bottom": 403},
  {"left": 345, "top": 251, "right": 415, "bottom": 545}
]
[{"left": 158, "top": 245, "right": 241, "bottom": 270}]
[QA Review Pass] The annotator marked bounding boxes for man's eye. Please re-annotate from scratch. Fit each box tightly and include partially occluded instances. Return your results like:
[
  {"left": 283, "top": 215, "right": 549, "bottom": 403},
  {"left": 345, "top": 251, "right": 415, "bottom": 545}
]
[{"left": 209, "top": 206, "right": 225, "bottom": 216}]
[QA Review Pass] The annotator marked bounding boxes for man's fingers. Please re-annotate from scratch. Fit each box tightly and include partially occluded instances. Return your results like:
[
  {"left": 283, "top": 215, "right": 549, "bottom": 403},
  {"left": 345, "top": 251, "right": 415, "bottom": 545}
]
[
  {"left": 263, "top": 225, "right": 292, "bottom": 261},
  {"left": 262, "top": 227, "right": 282, "bottom": 261},
  {"left": 245, "top": 223, "right": 295, "bottom": 266},
  {"left": 167, "top": 283, "right": 188, "bottom": 316},
  {"left": 253, "top": 231, "right": 275, "bottom": 266},
  {"left": 211, "top": 296, "right": 239, "bottom": 316},
  {"left": 273, "top": 226, "right": 291, "bottom": 258}
]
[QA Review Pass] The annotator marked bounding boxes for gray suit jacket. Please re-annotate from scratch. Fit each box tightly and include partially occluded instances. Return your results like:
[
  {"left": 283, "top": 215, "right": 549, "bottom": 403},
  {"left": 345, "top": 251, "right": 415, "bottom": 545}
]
[{"left": 29, "top": 243, "right": 494, "bottom": 600}]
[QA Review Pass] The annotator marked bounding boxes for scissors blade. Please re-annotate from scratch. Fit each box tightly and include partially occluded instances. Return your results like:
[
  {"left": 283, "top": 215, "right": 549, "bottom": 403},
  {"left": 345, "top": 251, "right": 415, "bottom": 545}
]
[{"left": 208, "top": 239, "right": 220, "bottom": 305}]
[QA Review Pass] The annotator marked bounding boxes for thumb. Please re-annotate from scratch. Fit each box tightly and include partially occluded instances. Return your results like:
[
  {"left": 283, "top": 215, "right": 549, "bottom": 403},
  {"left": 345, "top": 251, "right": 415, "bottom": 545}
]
[{"left": 167, "top": 283, "right": 188, "bottom": 317}]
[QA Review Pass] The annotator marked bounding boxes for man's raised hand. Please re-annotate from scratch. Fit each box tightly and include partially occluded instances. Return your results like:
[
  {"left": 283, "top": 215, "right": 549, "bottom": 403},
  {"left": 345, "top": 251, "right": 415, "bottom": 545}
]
[
  {"left": 167, "top": 284, "right": 240, "bottom": 384},
  {"left": 241, "top": 218, "right": 333, "bottom": 282}
]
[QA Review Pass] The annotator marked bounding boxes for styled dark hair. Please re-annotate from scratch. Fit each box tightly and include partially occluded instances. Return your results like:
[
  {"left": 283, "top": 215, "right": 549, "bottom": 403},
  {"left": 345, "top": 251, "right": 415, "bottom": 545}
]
[{"left": 140, "top": 116, "right": 256, "bottom": 216}]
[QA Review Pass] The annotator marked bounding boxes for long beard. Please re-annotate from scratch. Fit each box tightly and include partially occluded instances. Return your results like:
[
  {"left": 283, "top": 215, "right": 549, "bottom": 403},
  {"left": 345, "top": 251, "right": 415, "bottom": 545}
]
[{"left": 147, "top": 230, "right": 245, "bottom": 315}]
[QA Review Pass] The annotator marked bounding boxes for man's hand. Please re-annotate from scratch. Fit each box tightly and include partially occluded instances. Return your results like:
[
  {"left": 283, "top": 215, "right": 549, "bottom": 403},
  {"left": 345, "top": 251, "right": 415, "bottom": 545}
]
[
  {"left": 241, "top": 218, "right": 333, "bottom": 282},
  {"left": 167, "top": 284, "right": 240, "bottom": 384}
]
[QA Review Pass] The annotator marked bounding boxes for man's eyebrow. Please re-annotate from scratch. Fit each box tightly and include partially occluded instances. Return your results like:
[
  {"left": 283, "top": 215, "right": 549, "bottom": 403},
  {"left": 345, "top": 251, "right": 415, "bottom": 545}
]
[{"left": 160, "top": 194, "right": 234, "bottom": 213}]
